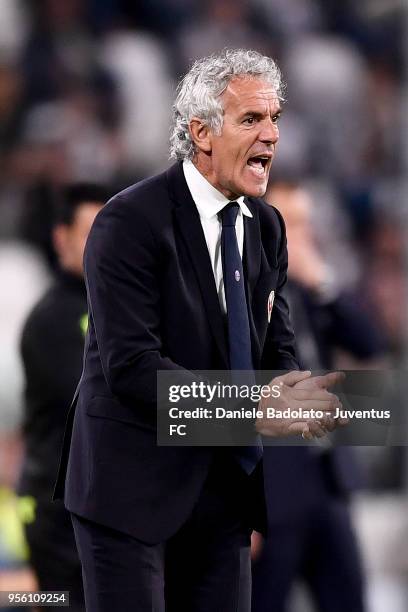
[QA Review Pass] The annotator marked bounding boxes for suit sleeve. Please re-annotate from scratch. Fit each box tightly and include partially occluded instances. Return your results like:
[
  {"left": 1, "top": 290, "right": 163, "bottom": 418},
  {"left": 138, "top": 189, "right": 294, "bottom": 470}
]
[
  {"left": 84, "top": 195, "right": 197, "bottom": 406},
  {"left": 261, "top": 207, "right": 299, "bottom": 371}
]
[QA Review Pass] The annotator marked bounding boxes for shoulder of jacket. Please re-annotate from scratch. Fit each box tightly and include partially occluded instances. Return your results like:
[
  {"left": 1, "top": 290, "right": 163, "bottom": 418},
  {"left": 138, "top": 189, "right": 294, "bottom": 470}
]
[
  {"left": 102, "top": 170, "right": 169, "bottom": 220},
  {"left": 247, "top": 196, "right": 285, "bottom": 234}
]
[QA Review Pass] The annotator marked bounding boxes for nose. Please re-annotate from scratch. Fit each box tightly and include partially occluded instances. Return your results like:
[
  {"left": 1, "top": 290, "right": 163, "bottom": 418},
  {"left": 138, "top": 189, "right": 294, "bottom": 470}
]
[{"left": 259, "top": 118, "right": 279, "bottom": 145}]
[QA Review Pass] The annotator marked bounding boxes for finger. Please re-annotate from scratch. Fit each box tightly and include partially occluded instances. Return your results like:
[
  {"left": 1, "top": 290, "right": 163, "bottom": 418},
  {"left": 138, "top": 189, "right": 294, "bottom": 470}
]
[
  {"left": 287, "top": 419, "right": 326, "bottom": 438},
  {"left": 294, "top": 398, "right": 341, "bottom": 413},
  {"left": 277, "top": 370, "right": 311, "bottom": 387},
  {"left": 287, "top": 420, "right": 311, "bottom": 436},
  {"left": 336, "top": 416, "right": 349, "bottom": 427},
  {"left": 320, "top": 414, "right": 337, "bottom": 432},
  {"left": 301, "top": 425, "right": 313, "bottom": 440},
  {"left": 292, "top": 388, "right": 340, "bottom": 402},
  {"left": 311, "top": 371, "right": 345, "bottom": 390},
  {"left": 306, "top": 420, "right": 327, "bottom": 438}
]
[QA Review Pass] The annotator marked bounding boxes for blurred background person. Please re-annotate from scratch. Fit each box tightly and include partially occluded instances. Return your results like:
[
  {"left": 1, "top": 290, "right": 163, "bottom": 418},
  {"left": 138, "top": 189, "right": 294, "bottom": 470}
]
[
  {"left": 16, "top": 183, "right": 108, "bottom": 612},
  {"left": 264, "top": 181, "right": 387, "bottom": 370},
  {"left": 251, "top": 180, "right": 387, "bottom": 612}
]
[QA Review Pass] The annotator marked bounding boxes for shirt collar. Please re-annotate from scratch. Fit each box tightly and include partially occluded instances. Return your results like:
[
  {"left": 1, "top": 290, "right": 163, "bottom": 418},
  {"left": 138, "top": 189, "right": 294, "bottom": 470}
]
[{"left": 183, "top": 160, "right": 253, "bottom": 220}]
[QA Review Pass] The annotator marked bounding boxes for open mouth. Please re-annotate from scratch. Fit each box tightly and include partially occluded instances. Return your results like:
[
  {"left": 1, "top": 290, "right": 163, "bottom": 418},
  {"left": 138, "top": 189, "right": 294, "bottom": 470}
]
[{"left": 247, "top": 155, "right": 270, "bottom": 175}]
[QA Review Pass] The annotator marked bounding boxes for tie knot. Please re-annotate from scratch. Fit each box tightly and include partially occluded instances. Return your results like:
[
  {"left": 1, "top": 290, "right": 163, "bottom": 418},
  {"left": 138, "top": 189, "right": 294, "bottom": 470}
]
[{"left": 220, "top": 202, "right": 239, "bottom": 227}]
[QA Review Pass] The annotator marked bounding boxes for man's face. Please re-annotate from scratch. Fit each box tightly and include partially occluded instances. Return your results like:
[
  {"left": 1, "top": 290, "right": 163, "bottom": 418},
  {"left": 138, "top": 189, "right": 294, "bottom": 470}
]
[
  {"left": 53, "top": 202, "right": 102, "bottom": 277},
  {"left": 267, "top": 184, "right": 313, "bottom": 240},
  {"left": 198, "top": 77, "right": 281, "bottom": 199}
]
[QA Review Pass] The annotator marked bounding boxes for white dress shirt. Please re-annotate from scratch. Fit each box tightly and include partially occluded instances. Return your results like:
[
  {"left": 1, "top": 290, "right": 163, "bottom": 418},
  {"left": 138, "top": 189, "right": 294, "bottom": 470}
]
[{"left": 183, "top": 160, "right": 253, "bottom": 314}]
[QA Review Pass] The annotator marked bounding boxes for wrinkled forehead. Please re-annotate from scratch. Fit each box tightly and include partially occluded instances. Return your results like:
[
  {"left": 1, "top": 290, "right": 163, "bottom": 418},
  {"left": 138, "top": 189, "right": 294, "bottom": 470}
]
[{"left": 220, "top": 76, "right": 281, "bottom": 114}]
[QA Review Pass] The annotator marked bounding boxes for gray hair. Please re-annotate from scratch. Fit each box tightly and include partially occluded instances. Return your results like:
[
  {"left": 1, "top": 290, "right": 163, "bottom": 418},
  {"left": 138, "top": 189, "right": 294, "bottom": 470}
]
[{"left": 169, "top": 48, "right": 284, "bottom": 161}]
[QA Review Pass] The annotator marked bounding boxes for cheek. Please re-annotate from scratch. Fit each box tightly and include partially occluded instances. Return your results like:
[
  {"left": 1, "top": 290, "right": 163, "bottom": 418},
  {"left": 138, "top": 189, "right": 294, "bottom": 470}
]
[{"left": 231, "top": 151, "right": 247, "bottom": 175}]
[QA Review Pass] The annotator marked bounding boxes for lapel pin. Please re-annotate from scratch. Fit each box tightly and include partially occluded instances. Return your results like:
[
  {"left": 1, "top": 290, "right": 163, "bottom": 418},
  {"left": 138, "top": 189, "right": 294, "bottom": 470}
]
[{"left": 267, "top": 290, "right": 275, "bottom": 323}]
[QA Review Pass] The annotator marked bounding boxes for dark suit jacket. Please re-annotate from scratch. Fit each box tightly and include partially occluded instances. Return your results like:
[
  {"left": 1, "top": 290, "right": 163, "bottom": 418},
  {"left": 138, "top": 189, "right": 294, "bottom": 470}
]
[{"left": 54, "top": 162, "right": 298, "bottom": 543}]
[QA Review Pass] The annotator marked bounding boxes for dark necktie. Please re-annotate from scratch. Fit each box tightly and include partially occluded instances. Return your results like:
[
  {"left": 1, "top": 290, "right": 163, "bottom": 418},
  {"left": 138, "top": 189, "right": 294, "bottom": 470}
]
[{"left": 220, "top": 202, "right": 263, "bottom": 474}]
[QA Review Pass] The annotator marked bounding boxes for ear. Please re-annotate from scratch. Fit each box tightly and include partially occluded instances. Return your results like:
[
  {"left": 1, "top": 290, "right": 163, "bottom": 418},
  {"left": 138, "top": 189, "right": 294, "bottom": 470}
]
[{"left": 189, "top": 117, "right": 212, "bottom": 153}]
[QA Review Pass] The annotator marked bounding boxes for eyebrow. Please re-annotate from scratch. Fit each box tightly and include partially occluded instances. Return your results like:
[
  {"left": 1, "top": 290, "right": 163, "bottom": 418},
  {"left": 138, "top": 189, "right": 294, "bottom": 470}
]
[{"left": 242, "top": 107, "right": 283, "bottom": 119}]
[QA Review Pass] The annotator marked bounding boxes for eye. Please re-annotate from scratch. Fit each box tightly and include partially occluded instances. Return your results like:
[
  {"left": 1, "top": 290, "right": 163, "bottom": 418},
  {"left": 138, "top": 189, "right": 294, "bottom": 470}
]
[
  {"left": 272, "top": 113, "right": 281, "bottom": 124},
  {"left": 243, "top": 116, "right": 256, "bottom": 125}
]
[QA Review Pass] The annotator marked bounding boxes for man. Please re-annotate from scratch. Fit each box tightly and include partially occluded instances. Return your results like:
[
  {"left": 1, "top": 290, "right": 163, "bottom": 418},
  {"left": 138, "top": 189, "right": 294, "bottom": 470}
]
[
  {"left": 252, "top": 181, "right": 386, "bottom": 612},
  {"left": 18, "top": 184, "right": 108, "bottom": 611},
  {"left": 54, "top": 49, "right": 343, "bottom": 611}
]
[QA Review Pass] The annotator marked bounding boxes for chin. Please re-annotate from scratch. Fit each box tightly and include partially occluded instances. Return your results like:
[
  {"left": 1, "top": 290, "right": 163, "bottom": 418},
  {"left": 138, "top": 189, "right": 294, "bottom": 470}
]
[
  {"left": 256, "top": 184, "right": 268, "bottom": 197},
  {"left": 244, "top": 181, "right": 267, "bottom": 198}
]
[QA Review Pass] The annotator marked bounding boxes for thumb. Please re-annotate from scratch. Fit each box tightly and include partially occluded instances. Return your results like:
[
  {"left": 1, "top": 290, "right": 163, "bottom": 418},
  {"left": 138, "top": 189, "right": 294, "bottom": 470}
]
[{"left": 279, "top": 370, "right": 312, "bottom": 387}]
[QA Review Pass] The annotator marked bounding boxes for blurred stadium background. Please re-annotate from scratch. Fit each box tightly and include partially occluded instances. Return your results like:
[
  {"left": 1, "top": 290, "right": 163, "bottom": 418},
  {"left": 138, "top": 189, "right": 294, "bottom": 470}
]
[{"left": 0, "top": 1, "right": 406, "bottom": 610}]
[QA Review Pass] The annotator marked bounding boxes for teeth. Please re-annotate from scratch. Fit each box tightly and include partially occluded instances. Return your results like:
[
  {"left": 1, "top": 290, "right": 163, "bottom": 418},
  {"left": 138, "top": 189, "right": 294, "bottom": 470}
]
[
  {"left": 247, "top": 164, "right": 265, "bottom": 175},
  {"left": 247, "top": 157, "right": 267, "bottom": 175}
]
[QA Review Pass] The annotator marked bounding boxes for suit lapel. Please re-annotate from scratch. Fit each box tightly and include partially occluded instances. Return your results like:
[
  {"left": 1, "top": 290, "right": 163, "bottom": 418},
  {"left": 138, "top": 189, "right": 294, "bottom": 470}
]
[
  {"left": 168, "top": 163, "right": 229, "bottom": 367},
  {"left": 243, "top": 199, "right": 261, "bottom": 297}
]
